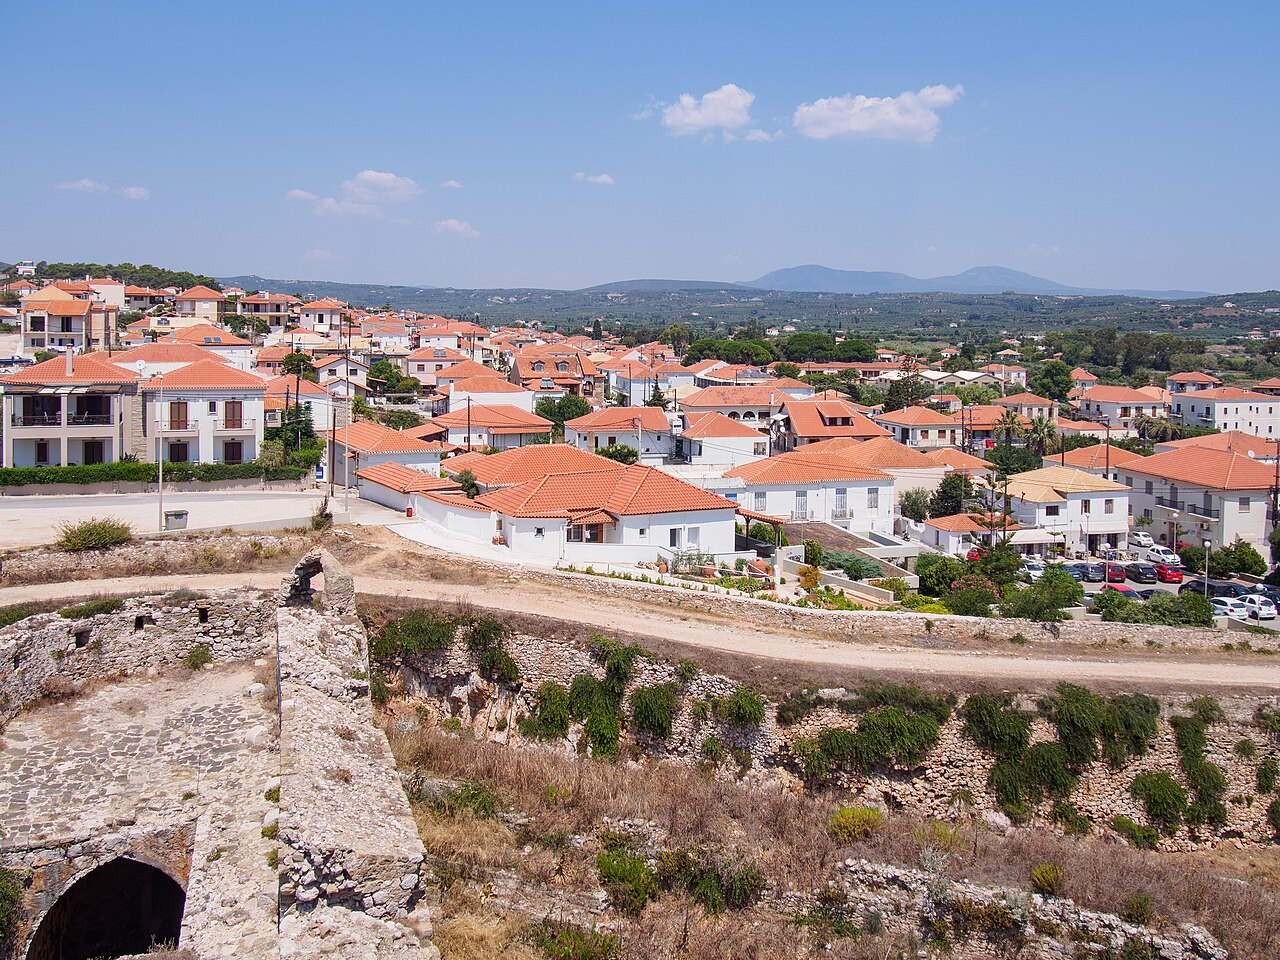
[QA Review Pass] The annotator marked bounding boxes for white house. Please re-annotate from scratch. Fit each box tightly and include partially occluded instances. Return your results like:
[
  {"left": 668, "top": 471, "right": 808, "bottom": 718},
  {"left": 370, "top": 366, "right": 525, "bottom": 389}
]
[
  {"left": 1119, "top": 447, "right": 1274, "bottom": 554},
  {"left": 565, "top": 406, "right": 674, "bottom": 464},
  {"left": 1003, "top": 465, "right": 1131, "bottom": 555},
  {"left": 677, "top": 412, "right": 769, "bottom": 468},
  {"left": 355, "top": 461, "right": 462, "bottom": 513},
  {"left": 169, "top": 324, "right": 256, "bottom": 371},
  {"left": 443, "top": 376, "right": 536, "bottom": 413},
  {"left": 1170, "top": 387, "right": 1280, "bottom": 438},
  {"left": 801, "top": 436, "right": 949, "bottom": 502},
  {"left": 172, "top": 285, "right": 226, "bottom": 324},
  {"left": 427, "top": 403, "right": 553, "bottom": 450},
  {"left": 723, "top": 452, "right": 895, "bottom": 536},
  {"left": 871, "top": 406, "right": 960, "bottom": 449},
  {"left": 403, "top": 346, "right": 471, "bottom": 383},
  {"left": 323, "top": 419, "right": 451, "bottom": 486},
  {"left": 1165, "top": 371, "right": 1222, "bottom": 394},
  {"left": 140, "top": 361, "right": 266, "bottom": 465},
  {"left": 297, "top": 300, "right": 347, "bottom": 337},
  {"left": 1076, "top": 386, "right": 1167, "bottom": 431}
]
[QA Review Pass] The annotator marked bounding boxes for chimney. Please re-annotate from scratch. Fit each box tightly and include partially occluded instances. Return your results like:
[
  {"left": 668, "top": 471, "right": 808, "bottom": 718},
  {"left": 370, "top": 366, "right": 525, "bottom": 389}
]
[{"left": 65, "top": 348, "right": 74, "bottom": 377}]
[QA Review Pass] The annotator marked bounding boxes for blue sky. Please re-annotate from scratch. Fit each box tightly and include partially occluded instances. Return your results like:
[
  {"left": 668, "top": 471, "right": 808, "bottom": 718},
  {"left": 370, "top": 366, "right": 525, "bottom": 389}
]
[{"left": 6, "top": 1, "right": 1278, "bottom": 292}]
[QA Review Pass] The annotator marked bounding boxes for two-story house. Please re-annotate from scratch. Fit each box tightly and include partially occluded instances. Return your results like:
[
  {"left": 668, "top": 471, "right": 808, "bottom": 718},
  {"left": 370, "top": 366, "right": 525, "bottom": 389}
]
[
  {"left": 140, "top": 361, "right": 266, "bottom": 465},
  {"left": 723, "top": 452, "right": 894, "bottom": 536},
  {"left": 776, "top": 397, "right": 890, "bottom": 451},
  {"left": 297, "top": 300, "right": 348, "bottom": 337},
  {"left": 1121, "top": 447, "right": 1273, "bottom": 554},
  {"left": 1165, "top": 371, "right": 1223, "bottom": 394},
  {"left": 871, "top": 406, "right": 960, "bottom": 448},
  {"left": 1003, "top": 465, "right": 1130, "bottom": 556},
  {"left": 1170, "top": 387, "right": 1280, "bottom": 438},
  {"left": 172, "top": 285, "right": 227, "bottom": 324},
  {"left": 236, "top": 292, "right": 299, "bottom": 334},
  {"left": 676, "top": 412, "right": 769, "bottom": 468},
  {"left": 995, "top": 392, "right": 1056, "bottom": 421},
  {"left": 565, "top": 406, "right": 674, "bottom": 465},
  {"left": 1075, "top": 386, "right": 1167, "bottom": 433}
]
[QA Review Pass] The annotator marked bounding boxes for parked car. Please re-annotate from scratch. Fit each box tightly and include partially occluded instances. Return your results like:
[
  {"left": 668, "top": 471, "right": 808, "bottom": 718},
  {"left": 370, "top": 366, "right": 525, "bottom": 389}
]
[
  {"left": 1059, "top": 564, "right": 1085, "bottom": 582},
  {"left": 1100, "top": 583, "right": 1140, "bottom": 599},
  {"left": 1126, "top": 562, "right": 1159, "bottom": 584},
  {"left": 1079, "top": 562, "right": 1107, "bottom": 583},
  {"left": 1153, "top": 562, "right": 1183, "bottom": 583},
  {"left": 1105, "top": 562, "right": 1128, "bottom": 583},
  {"left": 1184, "top": 579, "right": 1252, "bottom": 598},
  {"left": 1022, "top": 559, "right": 1046, "bottom": 582},
  {"left": 1245, "top": 584, "right": 1280, "bottom": 605},
  {"left": 1136, "top": 588, "right": 1162, "bottom": 601},
  {"left": 1211, "top": 596, "right": 1251, "bottom": 619},
  {"left": 965, "top": 547, "right": 986, "bottom": 561},
  {"left": 1146, "top": 546, "right": 1181, "bottom": 566},
  {"left": 1130, "top": 532, "right": 1155, "bottom": 549},
  {"left": 1239, "top": 595, "right": 1279, "bottom": 620}
]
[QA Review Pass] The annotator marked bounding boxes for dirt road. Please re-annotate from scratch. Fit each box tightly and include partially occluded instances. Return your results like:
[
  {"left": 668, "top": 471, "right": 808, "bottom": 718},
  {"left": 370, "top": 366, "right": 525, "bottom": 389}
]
[{"left": 5, "top": 570, "right": 1278, "bottom": 693}]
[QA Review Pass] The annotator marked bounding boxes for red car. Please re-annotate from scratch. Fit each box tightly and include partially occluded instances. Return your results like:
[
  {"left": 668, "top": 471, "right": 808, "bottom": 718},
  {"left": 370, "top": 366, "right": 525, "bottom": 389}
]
[
  {"left": 966, "top": 547, "right": 987, "bottom": 561},
  {"left": 1101, "top": 583, "right": 1139, "bottom": 598},
  {"left": 1105, "top": 562, "right": 1128, "bottom": 583},
  {"left": 1154, "top": 562, "right": 1183, "bottom": 583}
]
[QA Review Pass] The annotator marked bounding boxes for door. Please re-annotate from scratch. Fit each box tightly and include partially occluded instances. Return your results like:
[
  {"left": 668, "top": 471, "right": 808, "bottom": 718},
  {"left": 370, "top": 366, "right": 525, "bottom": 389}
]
[
  {"left": 82, "top": 440, "right": 105, "bottom": 465},
  {"left": 223, "top": 440, "right": 244, "bottom": 465},
  {"left": 168, "top": 400, "right": 188, "bottom": 430},
  {"left": 224, "top": 400, "right": 243, "bottom": 430}
]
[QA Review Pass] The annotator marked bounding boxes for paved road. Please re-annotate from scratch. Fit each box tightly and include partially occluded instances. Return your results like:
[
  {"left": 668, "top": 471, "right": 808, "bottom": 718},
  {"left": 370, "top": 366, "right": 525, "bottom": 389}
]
[
  {"left": 6, "top": 571, "right": 1279, "bottom": 693},
  {"left": 0, "top": 489, "right": 330, "bottom": 547}
]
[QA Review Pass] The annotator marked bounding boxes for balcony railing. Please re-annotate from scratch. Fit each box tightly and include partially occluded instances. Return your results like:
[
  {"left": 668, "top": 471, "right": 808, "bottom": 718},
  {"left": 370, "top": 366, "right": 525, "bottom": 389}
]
[
  {"left": 1154, "top": 496, "right": 1183, "bottom": 511},
  {"left": 216, "top": 418, "right": 255, "bottom": 432},
  {"left": 10, "top": 414, "right": 61, "bottom": 427},
  {"left": 1184, "top": 502, "right": 1222, "bottom": 520},
  {"left": 162, "top": 419, "right": 197, "bottom": 432},
  {"left": 68, "top": 413, "right": 113, "bottom": 425}
]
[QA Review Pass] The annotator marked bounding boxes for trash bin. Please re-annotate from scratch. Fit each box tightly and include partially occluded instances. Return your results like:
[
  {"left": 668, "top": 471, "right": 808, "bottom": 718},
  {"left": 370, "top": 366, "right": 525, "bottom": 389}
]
[{"left": 164, "top": 509, "right": 189, "bottom": 531}]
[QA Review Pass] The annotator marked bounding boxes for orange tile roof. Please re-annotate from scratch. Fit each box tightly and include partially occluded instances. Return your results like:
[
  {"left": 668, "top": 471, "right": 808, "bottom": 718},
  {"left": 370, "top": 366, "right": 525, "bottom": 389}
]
[
  {"left": 140, "top": 360, "right": 266, "bottom": 391},
  {"left": 783, "top": 399, "right": 891, "bottom": 440},
  {"left": 239, "top": 292, "right": 299, "bottom": 304},
  {"left": 920, "top": 447, "right": 990, "bottom": 473},
  {"left": 1070, "top": 367, "right": 1097, "bottom": 381},
  {"left": 724, "top": 452, "right": 891, "bottom": 485},
  {"left": 1167, "top": 371, "right": 1222, "bottom": 383},
  {"left": 256, "top": 345, "right": 291, "bottom": 361},
  {"left": 406, "top": 345, "right": 469, "bottom": 361},
  {"left": 1123, "top": 447, "right": 1275, "bottom": 490},
  {"left": 443, "top": 444, "right": 623, "bottom": 487},
  {"left": 681, "top": 411, "right": 766, "bottom": 439},
  {"left": 430, "top": 403, "right": 553, "bottom": 431},
  {"left": 1157, "top": 431, "right": 1280, "bottom": 459},
  {"left": 445, "top": 376, "right": 529, "bottom": 394},
  {"left": 356, "top": 462, "right": 462, "bottom": 494},
  {"left": 566, "top": 406, "right": 671, "bottom": 433},
  {"left": 169, "top": 324, "right": 250, "bottom": 346},
  {"left": 1055, "top": 444, "right": 1146, "bottom": 470},
  {"left": 301, "top": 299, "right": 347, "bottom": 312},
  {"left": 805, "top": 436, "right": 940, "bottom": 469},
  {"left": 263, "top": 374, "right": 330, "bottom": 397},
  {"left": 954, "top": 405, "right": 1031, "bottom": 430},
  {"left": 1080, "top": 385, "right": 1164, "bottom": 404},
  {"left": 0, "top": 353, "right": 140, "bottom": 386},
  {"left": 324, "top": 419, "right": 449, "bottom": 455},
  {"left": 110, "top": 343, "right": 231, "bottom": 366},
  {"left": 435, "top": 358, "right": 500, "bottom": 381},
  {"left": 476, "top": 463, "right": 736, "bottom": 518},
  {"left": 22, "top": 299, "right": 92, "bottom": 316},
  {"left": 927, "top": 512, "right": 1021, "bottom": 533},
  {"left": 873, "top": 405, "right": 955, "bottom": 426},
  {"left": 681, "top": 385, "right": 789, "bottom": 407},
  {"left": 1179, "top": 386, "right": 1276, "bottom": 402},
  {"left": 173, "top": 285, "right": 224, "bottom": 301},
  {"left": 997, "top": 392, "right": 1052, "bottom": 406}
]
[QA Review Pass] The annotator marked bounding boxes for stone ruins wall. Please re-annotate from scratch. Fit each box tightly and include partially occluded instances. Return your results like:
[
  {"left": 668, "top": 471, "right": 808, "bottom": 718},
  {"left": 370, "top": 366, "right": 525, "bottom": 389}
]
[
  {"left": 384, "top": 623, "right": 1280, "bottom": 853},
  {"left": 0, "top": 591, "right": 273, "bottom": 724}
]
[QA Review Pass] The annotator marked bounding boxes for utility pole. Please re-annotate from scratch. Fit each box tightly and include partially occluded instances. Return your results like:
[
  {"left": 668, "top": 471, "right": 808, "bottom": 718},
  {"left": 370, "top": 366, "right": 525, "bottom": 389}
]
[{"left": 156, "top": 374, "right": 164, "bottom": 532}]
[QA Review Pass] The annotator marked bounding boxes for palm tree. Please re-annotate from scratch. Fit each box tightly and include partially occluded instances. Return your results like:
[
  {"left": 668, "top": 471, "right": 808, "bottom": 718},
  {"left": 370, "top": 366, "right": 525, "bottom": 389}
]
[
  {"left": 1026, "top": 415, "right": 1058, "bottom": 457},
  {"left": 995, "top": 409, "right": 1025, "bottom": 446}
]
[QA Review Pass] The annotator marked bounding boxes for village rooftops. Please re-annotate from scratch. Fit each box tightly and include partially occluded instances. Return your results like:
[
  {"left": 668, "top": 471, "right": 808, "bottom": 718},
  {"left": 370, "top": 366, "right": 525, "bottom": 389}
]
[
  {"left": 1121, "top": 447, "right": 1276, "bottom": 490},
  {"left": 724, "top": 451, "right": 891, "bottom": 484},
  {"left": 323, "top": 419, "right": 451, "bottom": 455},
  {"left": 920, "top": 447, "right": 990, "bottom": 473},
  {"left": 139, "top": 360, "right": 265, "bottom": 391},
  {"left": 1053, "top": 443, "right": 1146, "bottom": 470},
  {"left": 443, "top": 444, "right": 624, "bottom": 487},
  {"left": 0, "top": 353, "right": 140, "bottom": 386},
  {"left": 429, "top": 403, "right": 553, "bottom": 433},
  {"left": 873, "top": 405, "right": 956, "bottom": 426},
  {"left": 476, "top": 463, "right": 736, "bottom": 518},
  {"left": 1002, "top": 465, "right": 1130, "bottom": 504},
  {"left": 565, "top": 406, "right": 671, "bottom": 432},
  {"left": 802, "top": 435, "right": 940, "bottom": 469},
  {"left": 355, "top": 462, "right": 462, "bottom": 495},
  {"left": 680, "top": 411, "right": 766, "bottom": 439},
  {"left": 1156, "top": 430, "right": 1280, "bottom": 459},
  {"left": 173, "top": 285, "right": 225, "bottom": 301}
]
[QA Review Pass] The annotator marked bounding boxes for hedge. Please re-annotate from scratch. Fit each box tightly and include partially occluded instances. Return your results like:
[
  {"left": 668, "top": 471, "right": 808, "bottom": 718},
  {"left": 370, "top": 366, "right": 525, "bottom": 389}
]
[{"left": 0, "top": 462, "right": 305, "bottom": 487}]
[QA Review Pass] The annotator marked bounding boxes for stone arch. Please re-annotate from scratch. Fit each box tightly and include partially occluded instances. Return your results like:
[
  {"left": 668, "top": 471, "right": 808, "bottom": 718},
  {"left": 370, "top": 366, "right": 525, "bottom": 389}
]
[{"left": 25, "top": 856, "right": 186, "bottom": 960}]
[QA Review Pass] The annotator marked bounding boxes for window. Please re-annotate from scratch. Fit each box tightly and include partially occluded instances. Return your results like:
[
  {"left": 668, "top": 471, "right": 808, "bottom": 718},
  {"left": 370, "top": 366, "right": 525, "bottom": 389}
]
[
  {"left": 868, "top": 487, "right": 879, "bottom": 510},
  {"left": 753, "top": 491, "right": 766, "bottom": 512},
  {"left": 753, "top": 442, "right": 766, "bottom": 456},
  {"left": 1143, "top": 508, "right": 1152, "bottom": 521},
  {"left": 168, "top": 442, "right": 189, "bottom": 463},
  {"left": 535, "top": 527, "right": 545, "bottom": 538},
  {"left": 1143, "top": 480, "right": 1152, "bottom": 494},
  {"left": 35, "top": 441, "right": 49, "bottom": 465},
  {"left": 638, "top": 527, "right": 647, "bottom": 538},
  {"left": 795, "top": 489, "right": 808, "bottom": 517},
  {"left": 1045, "top": 505, "right": 1060, "bottom": 517},
  {"left": 566, "top": 525, "right": 584, "bottom": 542},
  {"left": 223, "top": 441, "right": 244, "bottom": 465},
  {"left": 1104, "top": 498, "right": 1115, "bottom": 514},
  {"left": 834, "top": 488, "right": 848, "bottom": 517},
  {"left": 669, "top": 528, "right": 681, "bottom": 548},
  {"left": 1240, "top": 497, "right": 1251, "bottom": 512},
  {"left": 687, "top": 526, "right": 700, "bottom": 546},
  {"left": 607, "top": 436, "right": 617, "bottom": 446},
  {"left": 1081, "top": 499, "right": 1091, "bottom": 514},
  {"left": 208, "top": 400, "right": 217, "bottom": 414}
]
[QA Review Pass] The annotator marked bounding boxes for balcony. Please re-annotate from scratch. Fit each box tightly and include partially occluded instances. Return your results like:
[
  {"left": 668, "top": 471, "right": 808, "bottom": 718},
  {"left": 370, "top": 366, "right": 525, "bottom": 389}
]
[
  {"left": 1184, "top": 502, "right": 1221, "bottom": 520},
  {"left": 68, "top": 413, "right": 114, "bottom": 426},
  {"left": 162, "top": 419, "right": 198, "bottom": 434},
  {"left": 10, "top": 414, "right": 61, "bottom": 427},
  {"left": 215, "top": 418, "right": 256, "bottom": 433},
  {"left": 1154, "top": 496, "right": 1184, "bottom": 511}
]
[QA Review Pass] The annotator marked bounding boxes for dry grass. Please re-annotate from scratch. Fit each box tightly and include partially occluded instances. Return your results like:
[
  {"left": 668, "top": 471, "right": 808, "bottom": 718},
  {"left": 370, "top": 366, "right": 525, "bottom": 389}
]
[
  {"left": 433, "top": 882, "right": 539, "bottom": 960},
  {"left": 252, "top": 656, "right": 279, "bottom": 713},
  {"left": 414, "top": 807, "right": 514, "bottom": 870},
  {"left": 390, "top": 723, "right": 1280, "bottom": 960}
]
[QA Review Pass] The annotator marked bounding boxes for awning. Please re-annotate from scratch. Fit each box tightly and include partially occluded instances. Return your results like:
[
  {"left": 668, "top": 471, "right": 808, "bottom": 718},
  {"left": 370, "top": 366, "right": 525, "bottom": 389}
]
[
  {"left": 1009, "top": 529, "right": 1060, "bottom": 545},
  {"left": 737, "top": 506, "right": 785, "bottom": 525}
]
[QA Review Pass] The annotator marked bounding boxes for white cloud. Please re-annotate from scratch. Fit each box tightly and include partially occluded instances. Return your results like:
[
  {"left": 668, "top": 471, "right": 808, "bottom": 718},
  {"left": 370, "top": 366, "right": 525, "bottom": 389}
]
[
  {"left": 286, "top": 169, "right": 420, "bottom": 217},
  {"left": 573, "top": 172, "right": 615, "bottom": 185},
  {"left": 117, "top": 186, "right": 150, "bottom": 201},
  {"left": 434, "top": 218, "right": 480, "bottom": 239},
  {"left": 441, "top": 179, "right": 464, "bottom": 189},
  {"left": 305, "top": 248, "right": 339, "bottom": 261},
  {"left": 743, "top": 128, "right": 781, "bottom": 142},
  {"left": 662, "top": 83, "right": 755, "bottom": 135},
  {"left": 792, "top": 84, "right": 963, "bottom": 142},
  {"left": 341, "top": 169, "right": 421, "bottom": 201},
  {"left": 54, "top": 178, "right": 109, "bottom": 193}
]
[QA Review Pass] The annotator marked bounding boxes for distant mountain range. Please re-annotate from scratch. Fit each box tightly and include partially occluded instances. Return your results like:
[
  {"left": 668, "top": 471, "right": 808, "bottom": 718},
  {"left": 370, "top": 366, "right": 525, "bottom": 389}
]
[{"left": 740, "top": 264, "right": 1211, "bottom": 300}]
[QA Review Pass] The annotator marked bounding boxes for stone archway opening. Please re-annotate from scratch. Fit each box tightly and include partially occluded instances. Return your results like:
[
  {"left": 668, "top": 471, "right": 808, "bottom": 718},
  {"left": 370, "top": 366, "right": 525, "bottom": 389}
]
[{"left": 27, "top": 857, "right": 186, "bottom": 960}]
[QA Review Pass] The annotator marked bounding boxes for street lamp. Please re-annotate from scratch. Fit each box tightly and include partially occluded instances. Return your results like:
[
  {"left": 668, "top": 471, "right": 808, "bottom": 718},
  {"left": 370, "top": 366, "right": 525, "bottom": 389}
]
[{"left": 1203, "top": 538, "right": 1212, "bottom": 596}]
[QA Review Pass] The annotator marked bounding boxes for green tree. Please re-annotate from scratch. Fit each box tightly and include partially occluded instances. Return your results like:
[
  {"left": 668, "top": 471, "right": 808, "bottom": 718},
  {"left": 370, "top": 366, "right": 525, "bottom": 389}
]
[
  {"left": 383, "top": 409, "right": 424, "bottom": 431},
  {"left": 928, "top": 472, "right": 974, "bottom": 518},
  {"left": 1000, "top": 567, "right": 1084, "bottom": 622},
  {"left": 456, "top": 468, "right": 480, "bottom": 499},
  {"left": 597, "top": 443, "right": 638, "bottom": 464},
  {"left": 1029, "top": 360, "right": 1073, "bottom": 402},
  {"left": 1024, "top": 416, "right": 1058, "bottom": 457},
  {"left": 916, "top": 553, "right": 964, "bottom": 596},
  {"left": 661, "top": 323, "right": 692, "bottom": 351},
  {"left": 592, "top": 317, "right": 603, "bottom": 340},
  {"left": 281, "top": 351, "right": 318, "bottom": 382},
  {"left": 535, "top": 394, "right": 592, "bottom": 427},
  {"left": 773, "top": 361, "right": 802, "bottom": 380},
  {"left": 995, "top": 408, "right": 1025, "bottom": 446},
  {"left": 899, "top": 488, "right": 930, "bottom": 523},
  {"left": 646, "top": 384, "right": 669, "bottom": 409}
]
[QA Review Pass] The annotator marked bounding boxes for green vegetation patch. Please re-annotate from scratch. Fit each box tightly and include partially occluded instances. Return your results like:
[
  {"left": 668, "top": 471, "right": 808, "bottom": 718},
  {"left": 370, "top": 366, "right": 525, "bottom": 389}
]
[
  {"left": 57, "top": 597, "right": 125, "bottom": 619},
  {"left": 431, "top": 781, "right": 502, "bottom": 820},
  {"left": 56, "top": 516, "right": 133, "bottom": 552},
  {"left": 525, "top": 919, "right": 620, "bottom": 960},
  {"left": 370, "top": 610, "right": 459, "bottom": 660},
  {"left": 519, "top": 682, "right": 570, "bottom": 740},
  {"left": 630, "top": 682, "right": 679, "bottom": 741}
]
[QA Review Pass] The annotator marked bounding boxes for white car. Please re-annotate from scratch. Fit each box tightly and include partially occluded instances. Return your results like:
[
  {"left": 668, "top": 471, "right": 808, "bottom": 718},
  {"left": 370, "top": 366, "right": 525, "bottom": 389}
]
[
  {"left": 1211, "top": 596, "right": 1251, "bottom": 619},
  {"left": 1146, "top": 546, "right": 1181, "bottom": 566},
  {"left": 1130, "top": 532, "right": 1154, "bottom": 549},
  {"left": 1239, "top": 595, "right": 1278, "bottom": 620},
  {"left": 1022, "top": 560, "right": 1046, "bottom": 582}
]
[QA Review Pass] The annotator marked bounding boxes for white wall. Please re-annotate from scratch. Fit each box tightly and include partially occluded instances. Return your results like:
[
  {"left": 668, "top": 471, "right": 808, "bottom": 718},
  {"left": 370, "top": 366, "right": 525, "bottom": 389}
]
[
  {"left": 682, "top": 433, "right": 766, "bottom": 468},
  {"left": 410, "top": 492, "right": 494, "bottom": 539},
  {"left": 737, "top": 481, "right": 893, "bottom": 535}
]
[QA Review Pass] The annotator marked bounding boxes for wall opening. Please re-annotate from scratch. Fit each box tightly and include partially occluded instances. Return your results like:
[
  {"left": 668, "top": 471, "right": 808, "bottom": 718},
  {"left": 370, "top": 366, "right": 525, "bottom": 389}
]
[{"left": 26, "top": 857, "right": 186, "bottom": 960}]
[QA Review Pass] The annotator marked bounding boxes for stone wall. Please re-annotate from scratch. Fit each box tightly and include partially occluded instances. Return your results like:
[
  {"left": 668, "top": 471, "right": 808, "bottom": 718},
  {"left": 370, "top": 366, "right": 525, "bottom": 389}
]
[
  {"left": 0, "top": 590, "right": 274, "bottom": 724},
  {"left": 382, "top": 622, "right": 1280, "bottom": 853}
]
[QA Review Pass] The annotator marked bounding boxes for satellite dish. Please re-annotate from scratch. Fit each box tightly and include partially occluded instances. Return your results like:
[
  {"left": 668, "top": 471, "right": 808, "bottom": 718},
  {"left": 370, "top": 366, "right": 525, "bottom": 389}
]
[
  {"left": 1248, "top": 450, "right": 1257, "bottom": 459},
  {"left": 134, "top": 360, "right": 147, "bottom": 376}
]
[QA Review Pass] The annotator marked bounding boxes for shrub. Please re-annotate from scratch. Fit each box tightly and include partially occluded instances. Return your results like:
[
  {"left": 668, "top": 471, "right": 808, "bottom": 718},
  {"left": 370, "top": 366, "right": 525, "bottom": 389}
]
[
  {"left": 715, "top": 686, "right": 766, "bottom": 727},
  {"left": 1171, "top": 704, "right": 1227, "bottom": 827},
  {"left": 1123, "top": 893, "right": 1155, "bottom": 925},
  {"left": 700, "top": 736, "right": 724, "bottom": 763},
  {"left": 368, "top": 672, "right": 390, "bottom": 704},
  {"left": 1100, "top": 694, "right": 1161, "bottom": 768},
  {"left": 877, "top": 576, "right": 912, "bottom": 601},
  {"left": 1030, "top": 863, "right": 1065, "bottom": 896},
  {"left": 675, "top": 659, "right": 699, "bottom": 684},
  {"left": 1268, "top": 798, "right": 1280, "bottom": 836},
  {"left": 433, "top": 781, "right": 501, "bottom": 820},
  {"left": 790, "top": 737, "right": 830, "bottom": 780},
  {"left": 846, "top": 707, "right": 940, "bottom": 769},
  {"left": 798, "top": 565, "right": 822, "bottom": 591},
  {"left": 822, "top": 551, "right": 882, "bottom": 581},
  {"left": 476, "top": 647, "right": 519, "bottom": 685},
  {"left": 916, "top": 553, "right": 965, "bottom": 597},
  {"left": 999, "top": 567, "right": 1084, "bottom": 622},
  {"left": 1236, "top": 738, "right": 1258, "bottom": 760},
  {"left": 655, "top": 849, "right": 763, "bottom": 913},
  {"left": 57, "top": 597, "right": 124, "bottom": 619},
  {"left": 1041, "top": 683, "right": 1106, "bottom": 769},
  {"left": 1051, "top": 801, "right": 1091, "bottom": 836},
  {"left": 0, "top": 602, "right": 47, "bottom": 629},
  {"left": 583, "top": 708, "right": 620, "bottom": 757},
  {"left": 960, "top": 693, "right": 1030, "bottom": 760},
  {"left": 466, "top": 615, "right": 510, "bottom": 651},
  {"left": 1130, "top": 772, "right": 1188, "bottom": 834},
  {"left": 945, "top": 580, "right": 999, "bottom": 617},
  {"left": 310, "top": 496, "right": 333, "bottom": 531},
  {"left": 520, "top": 682, "right": 570, "bottom": 739},
  {"left": 568, "top": 674, "right": 603, "bottom": 721},
  {"left": 56, "top": 516, "right": 133, "bottom": 552},
  {"left": 597, "top": 848, "right": 658, "bottom": 915},
  {"left": 1110, "top": 815, "right": 1159, "bottom": 849},
  {"left": 525, "top": 919, "right": 619, "bottom": 960},
  {"left": 1024, "top": 742, "right": 1077, "bottom": 799},
  {"left": 370, "top": 610, "right": 458, "bottom": 659},
  {"left": 802, "top": 538, "right": 825, "bottom": 567},
  {"left": 0, "top": 864, "right": 21, "bottom": 940},
  {"left": 846, "top": 683, "right": 953, "bottom": 724},
  {"left": 183, "top": 643, "right": 213, "bottom": 671},
  {"left": 630, "top": 682, "right": 679, "bottom": 740},
  {"left": 1258, "top": 757, "right": 1278, "bottom": 794},
  {"left": 828, "top": 806, "right": 885, "bottom": 843}
]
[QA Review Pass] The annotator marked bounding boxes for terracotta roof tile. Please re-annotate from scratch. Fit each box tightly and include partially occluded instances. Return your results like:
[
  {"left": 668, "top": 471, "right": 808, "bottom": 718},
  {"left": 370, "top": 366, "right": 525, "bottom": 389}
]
[
  {"left": 1123, "top": 447, "right": 1275, "bottom": 490},
  {"left": 173, "top": 285, "right": 224, "bottom": 301},
  {"left": 356, "top": 462, "right": 462, "bottom": 494},
  {"left": 725, "top": 452, "right": 891, "bottom": 484},
  {"left": 784, "top": 399, "right": 891, "bottom": 440},
  {"left": 140, "top": 360, "right": 266, "bottom": 391},
  {"left": 430, "top": 404, "right": 553, "bottom": 431},
  {"left": 442, "top": 445, "right": 623, "bottom": 487},
  {"left": 0, "top": 353, "right": 139, "bottom": 386},
  {"left": 475, "top": 464, "right": 735, "bottom": 518},
  {"left": 566, "top": 406, "right": 671, "bottom": 433},
  {"left": 324, "top": 419, "right": 449, "bottom": 455},
  {"left": 169, "top": 324, "right": 250, "bottom": 346},
  {"left": 680, "top": 411, "right": 766, "bottom": 439}
]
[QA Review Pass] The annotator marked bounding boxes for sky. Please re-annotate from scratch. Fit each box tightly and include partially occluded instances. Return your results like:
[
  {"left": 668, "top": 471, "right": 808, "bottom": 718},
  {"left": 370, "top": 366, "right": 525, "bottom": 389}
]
[{"left": 6, "top": 1, "right": 1279, "bottom": 293}]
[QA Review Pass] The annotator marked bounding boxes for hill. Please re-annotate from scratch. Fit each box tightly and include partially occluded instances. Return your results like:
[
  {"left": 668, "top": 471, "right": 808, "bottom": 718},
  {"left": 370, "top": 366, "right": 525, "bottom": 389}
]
[
  {"left": 746, "top": 263, "right": 1212, "bottom": 299},
  {"left": 578, "top": 278, "right": 756, "bottom": 293}
]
